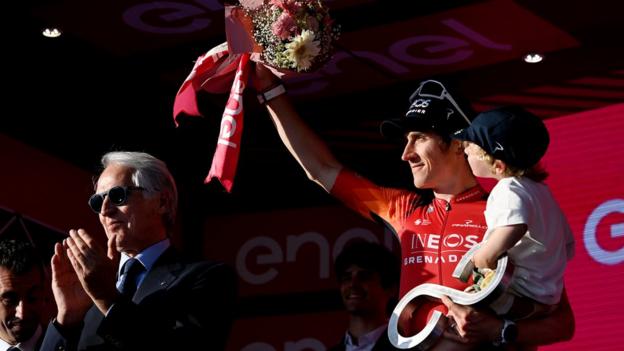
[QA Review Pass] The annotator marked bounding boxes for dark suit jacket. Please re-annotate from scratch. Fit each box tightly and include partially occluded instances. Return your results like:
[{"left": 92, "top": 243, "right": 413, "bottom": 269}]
[
  {"left": 40, "top": 248, "right": 237, "bottom": 351},
  {"left": 3, "top": 324, "right": 46, "bottom": 351},
  {"left": 328, "top": 327, "right": 400, "bottom": 351}
]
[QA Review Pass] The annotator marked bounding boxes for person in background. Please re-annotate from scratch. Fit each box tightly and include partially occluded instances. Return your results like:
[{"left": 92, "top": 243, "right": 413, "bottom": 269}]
[
  {"left": 0, "top": 239, "right": 48, "bottom": 351},
  {"left": 40, "top": 151, "right": 237, "bottom": 351},
  {"left": 252, "top": 64, "right": 574, "bottom": 350},
  {"left": 329, "top": 241, "right": 401, "bottom": 351}
]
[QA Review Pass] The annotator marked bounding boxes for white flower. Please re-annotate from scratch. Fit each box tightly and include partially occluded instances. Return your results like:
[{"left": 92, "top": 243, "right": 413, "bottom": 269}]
[{"left": 283, "top": 30, "right": 321, "bottom": 71}]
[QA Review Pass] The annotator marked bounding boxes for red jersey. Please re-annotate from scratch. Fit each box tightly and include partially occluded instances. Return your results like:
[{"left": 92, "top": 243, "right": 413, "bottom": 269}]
[{"left": 331, "top": 169, "right": 488, "bottom": 297}]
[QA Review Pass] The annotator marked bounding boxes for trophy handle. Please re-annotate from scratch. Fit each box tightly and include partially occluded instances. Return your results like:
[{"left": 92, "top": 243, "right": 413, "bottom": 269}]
[{"left": 388, "top": 249, "right": 514, "bottom": 350}]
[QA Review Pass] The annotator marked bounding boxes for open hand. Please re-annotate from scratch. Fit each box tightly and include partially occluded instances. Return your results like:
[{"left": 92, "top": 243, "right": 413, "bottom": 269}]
[
  {"left": 66, "top": 229, "right": 121, "bottom": 313},
  {"left": 51, "top": 241, "right": 92, "bottom": 326}
]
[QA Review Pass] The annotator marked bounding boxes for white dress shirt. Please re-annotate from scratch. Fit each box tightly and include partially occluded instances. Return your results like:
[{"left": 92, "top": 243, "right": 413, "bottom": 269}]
[{"left": 344, "top": 324, "right": 387, "bottom": 351}]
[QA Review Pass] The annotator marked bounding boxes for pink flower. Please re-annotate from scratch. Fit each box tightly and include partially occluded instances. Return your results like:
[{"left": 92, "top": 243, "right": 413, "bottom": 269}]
[
  {"left": 271, "top": 0, "right": 302, "bottom": 14},
  {"left": 285, "top": 0, "right": 303, "bottom": 13},
  {"left": 240, "top": 0, "right": 264, "bottom": 10},
  {"left": 272, "top": 11, "right": 297, "bottom": 40}
]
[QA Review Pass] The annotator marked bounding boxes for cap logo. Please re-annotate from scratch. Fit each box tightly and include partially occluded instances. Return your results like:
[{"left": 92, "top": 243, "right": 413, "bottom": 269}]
[
  {"left": 493, "top": 142, "right": 504, "bottom": 152},
  {"left": 406, "top": 99, "right": 431, "bottom": 116},
  {"left": 411, "top": 99, "right": 431, "bottom": 108}
]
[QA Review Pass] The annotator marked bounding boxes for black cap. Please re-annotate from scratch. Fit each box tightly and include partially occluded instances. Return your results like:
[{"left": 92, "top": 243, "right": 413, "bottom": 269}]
[
  {"left": 380, "top": 80, "right": 473, "bottom": 139},
  {"left": 453, "top": 106, "right": 550, "bottom": 169}
]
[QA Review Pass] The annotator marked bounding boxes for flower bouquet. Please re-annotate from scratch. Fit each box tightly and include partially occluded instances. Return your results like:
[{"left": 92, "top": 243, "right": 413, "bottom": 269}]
[
  {"left": 240, "top": 0, "right": 339, "bottom": 72},
  {"left": 173, "top": 0, "right": 339, "bottom": 192}
]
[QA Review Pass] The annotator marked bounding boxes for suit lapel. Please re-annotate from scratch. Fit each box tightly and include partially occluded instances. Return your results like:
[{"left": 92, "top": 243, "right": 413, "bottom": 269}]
[{"left": 133, "top": 247, "right": 183, "bottom": 303}]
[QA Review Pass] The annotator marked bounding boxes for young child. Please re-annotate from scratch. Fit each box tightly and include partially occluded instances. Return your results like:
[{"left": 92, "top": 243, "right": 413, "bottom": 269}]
[{"left": 452, "top": 106, "right": 575, "bottom": 322}]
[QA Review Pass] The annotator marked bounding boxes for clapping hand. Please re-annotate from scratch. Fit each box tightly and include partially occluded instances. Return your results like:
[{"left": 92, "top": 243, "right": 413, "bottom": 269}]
[
  {"left": 51, "top": 240, "right": 92, "bottom": 326},
  {"left": 65, "top": 229, "right": 121, "bottom": 314}
]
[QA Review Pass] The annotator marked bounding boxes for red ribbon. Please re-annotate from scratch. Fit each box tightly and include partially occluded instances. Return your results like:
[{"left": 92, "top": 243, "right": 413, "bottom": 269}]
[
  {"left": 172, "top": 5, "right": 267, "bottom": 192},
  {"left": 207, "top": 53, "right": 250, "bottom": 191},
  {"left": 173, "top": 46, "right": 251, "bottom": 192}
]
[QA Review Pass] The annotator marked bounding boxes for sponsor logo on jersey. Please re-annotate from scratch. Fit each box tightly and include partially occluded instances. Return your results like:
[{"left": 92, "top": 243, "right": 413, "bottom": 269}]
[
  {"left": 414, "top": 218, "right": 432, "bottom": 226},
  {"left": 450, "top": 219, "right": 487, "bottom": 229}
]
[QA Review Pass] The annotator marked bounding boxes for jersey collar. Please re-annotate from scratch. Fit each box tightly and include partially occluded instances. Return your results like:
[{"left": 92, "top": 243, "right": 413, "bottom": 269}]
[{"left": 452, "top": 184, "right": 487, "bottom": 203}]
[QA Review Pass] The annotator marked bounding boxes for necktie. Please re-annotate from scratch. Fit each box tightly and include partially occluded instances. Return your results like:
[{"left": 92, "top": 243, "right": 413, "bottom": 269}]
[
  {"left": 7, "top": 347, "right": 22, "bottom": 351},
  {"left": 118, "top": 258, "right": 145, "bottom": 297}
]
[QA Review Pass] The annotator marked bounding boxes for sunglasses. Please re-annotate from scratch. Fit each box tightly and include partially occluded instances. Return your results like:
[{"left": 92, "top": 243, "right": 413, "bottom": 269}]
[
  {"left": 88, "top": 186, "right": 144, "bottom": 213},
  {"left": 411, "top": 80, "right": 472, "bottom": 125}
]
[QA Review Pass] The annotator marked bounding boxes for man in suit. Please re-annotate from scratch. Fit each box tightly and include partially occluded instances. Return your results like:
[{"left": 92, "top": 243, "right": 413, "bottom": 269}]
[
  {"left": 40, "top": 151, "right": 237, "bottom": 351},
  {"left": 0, "top": 239, "right": 47, "bottom": 351},
  {"left": 329, "top": 241, "right": 401, "bottom": 351}
]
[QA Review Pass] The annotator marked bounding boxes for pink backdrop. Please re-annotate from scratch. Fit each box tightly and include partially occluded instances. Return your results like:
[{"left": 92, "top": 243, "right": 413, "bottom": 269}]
[{"left": 540, "top": 104, "right": 624, "bottom": 350}]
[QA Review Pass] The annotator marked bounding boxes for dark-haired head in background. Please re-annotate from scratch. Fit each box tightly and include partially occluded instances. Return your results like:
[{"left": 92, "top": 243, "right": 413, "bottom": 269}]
[
  {"left": 329, "top": 241, "right": 400, "bottom": 351},
  {"left": 0, "top": 240, "right": 46, "bottom": 350}
]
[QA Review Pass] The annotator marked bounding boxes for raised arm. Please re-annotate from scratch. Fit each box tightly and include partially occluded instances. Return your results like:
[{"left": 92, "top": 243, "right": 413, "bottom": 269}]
[{"left": 253, "top": 64, "right": 343, "bottom": 192}]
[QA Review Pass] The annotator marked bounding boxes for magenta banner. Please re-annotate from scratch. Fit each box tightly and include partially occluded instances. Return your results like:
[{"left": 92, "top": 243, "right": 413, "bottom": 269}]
[
  {"left": 285, "top": 0, "right": 578, "bottom": 98},
  {"left": 541, "top": 103, "right": 624, "bottom": 350}
]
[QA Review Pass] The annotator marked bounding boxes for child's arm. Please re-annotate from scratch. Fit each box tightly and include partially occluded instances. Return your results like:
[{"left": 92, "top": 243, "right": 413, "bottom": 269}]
[{"left": 473, "top": 224, "right": 527, "bottom": 269}]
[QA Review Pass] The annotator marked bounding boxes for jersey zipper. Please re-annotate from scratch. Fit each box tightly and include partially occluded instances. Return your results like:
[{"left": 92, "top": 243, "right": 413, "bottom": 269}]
[{"left": 438, "top": 201, "right": 451, "bottom": 285}]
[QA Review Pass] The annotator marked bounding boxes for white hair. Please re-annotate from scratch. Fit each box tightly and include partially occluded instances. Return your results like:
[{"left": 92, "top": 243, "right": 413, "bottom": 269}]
[{"left": 100, "top": 151, "right": 178, "bottom": 231}]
